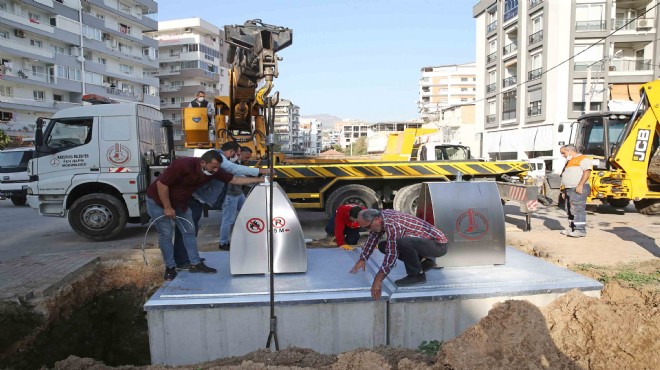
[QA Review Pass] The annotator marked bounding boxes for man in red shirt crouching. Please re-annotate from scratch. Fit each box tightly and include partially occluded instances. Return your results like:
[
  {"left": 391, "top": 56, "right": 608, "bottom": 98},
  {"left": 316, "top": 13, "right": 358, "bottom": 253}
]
[{"left": 325, "top": 205, "right": 365, "bottom": 250}]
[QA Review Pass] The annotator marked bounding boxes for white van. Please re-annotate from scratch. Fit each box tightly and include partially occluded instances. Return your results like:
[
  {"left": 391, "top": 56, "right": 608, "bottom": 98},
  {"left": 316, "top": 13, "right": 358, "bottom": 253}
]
[{"left": 0, "top": 147, "right": 34, "bottom": 205}]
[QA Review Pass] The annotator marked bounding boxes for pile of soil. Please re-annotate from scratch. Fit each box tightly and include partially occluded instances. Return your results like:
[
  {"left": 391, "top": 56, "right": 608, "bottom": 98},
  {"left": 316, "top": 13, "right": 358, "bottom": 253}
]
[{"left": 438, "top": 283, "right": 659, "bottom": 369}]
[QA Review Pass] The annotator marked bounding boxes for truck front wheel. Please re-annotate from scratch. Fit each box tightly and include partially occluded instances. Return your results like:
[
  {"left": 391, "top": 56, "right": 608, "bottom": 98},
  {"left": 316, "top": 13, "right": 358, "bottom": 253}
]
[
  {"left": 325, "top": 184, "right": 381, "bottom": 217},
  {"left": 10, "top": 196, "right": 27, "bottom": 206},
  {"left": 393, "top": 183, "right": 422, "bottom": 215},
  {"left": 68, "top": 194, "right": 128, "bottom": 241}
]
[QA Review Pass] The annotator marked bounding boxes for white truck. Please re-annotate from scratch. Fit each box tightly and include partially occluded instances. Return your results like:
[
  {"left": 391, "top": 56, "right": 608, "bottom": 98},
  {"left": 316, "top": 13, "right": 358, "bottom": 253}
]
[
  {"left": 26, "top": 101, "right": 174, "bottom": 240},
  {"left": 0, "top": 147, "right": 34, "bottom": 206}
]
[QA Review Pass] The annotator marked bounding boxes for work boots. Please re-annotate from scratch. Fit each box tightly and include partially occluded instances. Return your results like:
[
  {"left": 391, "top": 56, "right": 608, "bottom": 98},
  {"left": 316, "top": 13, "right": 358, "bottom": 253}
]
[
  {"left": 395, "top": 272, "right": 426, "bottom": 287},
  {"left": 189, "top": 262, "right": 217, "bottom": 273}
]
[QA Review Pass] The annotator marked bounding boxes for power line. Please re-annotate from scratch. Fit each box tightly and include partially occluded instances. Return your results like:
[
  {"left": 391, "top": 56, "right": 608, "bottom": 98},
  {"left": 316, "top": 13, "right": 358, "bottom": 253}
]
[{"left": 473, "top": 2, "right": 660, "bottom": 106}]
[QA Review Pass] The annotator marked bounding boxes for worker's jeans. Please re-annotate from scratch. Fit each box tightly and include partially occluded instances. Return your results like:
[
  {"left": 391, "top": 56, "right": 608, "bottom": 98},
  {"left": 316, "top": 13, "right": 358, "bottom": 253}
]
[
  {"left": 146, "top": 197, "right": 201, "bottom": 268},
  {"left": 173, "top": 198, "right": 205, "bottom": 265},
  {"left": 324, "top": 215, "right": 361, "bottom": 245},
  {"left": 565, "top": 185, "right": 590, "bottom": 232},
  {"left": 378, "top": 237, "right": 448, "bottom": 276},
  {"left": 219, "top": 193, "right": 245, "bottom": 245}
]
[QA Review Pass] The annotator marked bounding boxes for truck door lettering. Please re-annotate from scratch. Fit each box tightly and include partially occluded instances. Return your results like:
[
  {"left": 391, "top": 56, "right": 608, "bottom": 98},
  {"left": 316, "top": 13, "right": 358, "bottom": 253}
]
[{"left": 633, "top": 129, "right": 650, "bottom": 161}]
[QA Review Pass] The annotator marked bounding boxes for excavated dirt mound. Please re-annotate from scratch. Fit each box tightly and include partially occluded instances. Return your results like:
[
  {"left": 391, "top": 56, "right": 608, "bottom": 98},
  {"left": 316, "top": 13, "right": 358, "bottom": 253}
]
[{"left": 438, "top": 285, "right": 659, "bottom": 370}]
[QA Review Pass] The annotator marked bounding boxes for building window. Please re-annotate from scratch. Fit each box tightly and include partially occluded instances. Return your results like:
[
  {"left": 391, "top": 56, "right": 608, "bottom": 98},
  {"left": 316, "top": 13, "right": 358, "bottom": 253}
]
[
  {"left": 527, "top": 88, "right": 542, "bottom": 116},
  {"left": 0, "top": 30, "right": 8, "bottom": 39},
  {"left": 575, "top": 3, "right": 605, "bottom": 31},
  {"left": 30, "top": 39, "right": 43, "bottom": 48},
  {"left": 119, "top": 23, "right": 131, "bottom": 35},
  {"left": 573, "top": 43, "right": 604, "bottom": 71},
  {"left": 503, "top": 0, "right": 518, "bottom": 22},
  {"left": 33, "top": 90, "right": 45, "bottom": 101},
  {"left": 502, "top": 90, "right": 516, "bottom": 120},
  {"left": 119, "top": 64, "right": 133, "bottom": 74},
  {"left": 572, "top": 80, "right": 603, "bottom": 112},
  {"left": 28, "top": 13, "right": 41, "bottom": 24}
]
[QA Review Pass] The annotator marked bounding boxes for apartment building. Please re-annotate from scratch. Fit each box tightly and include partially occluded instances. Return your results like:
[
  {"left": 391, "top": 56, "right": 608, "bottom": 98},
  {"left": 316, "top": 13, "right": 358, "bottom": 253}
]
[
  {"left": 298, "top": 117, "right": 322, "bottom": 155},
  {"left": 274, "top": 99, "right": 301, "bottom": 153},
  {"left": 148, "top": 18, "right": 229, "bottom": 145},
  {"left": 473, "top": 0, "right": 658, "bottom": 169},
  {"left": 335, "top": 119, "right": 370, "bottom": 149},
  {"left": 0, "top": 0, "right": 159, "bottom": 140},
  {"left": 321, "top": 129, "right": 341, "bottom": 150},
  {"left": 434, "top": 104, "right": 482, "bottom": 158},
  {"left": 418, "top": 63, "right": 477, "bottom": 122}
]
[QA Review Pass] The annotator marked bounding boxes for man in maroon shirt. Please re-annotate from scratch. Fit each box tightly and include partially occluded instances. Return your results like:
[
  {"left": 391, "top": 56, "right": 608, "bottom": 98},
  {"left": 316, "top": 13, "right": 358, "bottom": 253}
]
[
  {"left": 349, "top": 209, "right": 448, "bottom": 299},
  {"left": 324, "top": 205, "right": 364, "bottom": 250},
  {"left": 146, "top": 150, "right": 264, "bottom": 281}
]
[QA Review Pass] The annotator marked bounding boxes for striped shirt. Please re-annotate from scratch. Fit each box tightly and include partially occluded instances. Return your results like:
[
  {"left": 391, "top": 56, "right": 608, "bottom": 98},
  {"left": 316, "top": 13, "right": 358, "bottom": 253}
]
[{"left": 359, "top": 209, "right": 448, "bottom": 275}]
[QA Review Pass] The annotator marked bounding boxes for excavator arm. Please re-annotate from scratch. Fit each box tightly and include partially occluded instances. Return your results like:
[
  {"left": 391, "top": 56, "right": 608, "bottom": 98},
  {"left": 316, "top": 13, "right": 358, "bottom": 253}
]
[{"left": 182, "top": 20, "right": 292, "bottom": 158}]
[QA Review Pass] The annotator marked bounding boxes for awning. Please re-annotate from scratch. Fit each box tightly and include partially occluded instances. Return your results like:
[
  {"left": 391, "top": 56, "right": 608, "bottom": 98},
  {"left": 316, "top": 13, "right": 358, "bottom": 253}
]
[
  {"left": 610, "top": 84, "right": 643, "bottom": 101},
  {"left": 485, "top": 129, "right": 520, "bottom": 153},
  {"left": 485, "top": 125, "right": 554, "bottom": 153},
  {"left": 520, "top": 125, "right": 554, "bottom": 151}
]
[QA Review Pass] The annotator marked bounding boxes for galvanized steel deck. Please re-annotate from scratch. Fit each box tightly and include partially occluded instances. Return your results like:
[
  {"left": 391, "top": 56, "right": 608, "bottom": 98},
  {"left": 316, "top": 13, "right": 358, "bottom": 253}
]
[{"left": 145, "top": 247, "right": 602, "bottom": 365}]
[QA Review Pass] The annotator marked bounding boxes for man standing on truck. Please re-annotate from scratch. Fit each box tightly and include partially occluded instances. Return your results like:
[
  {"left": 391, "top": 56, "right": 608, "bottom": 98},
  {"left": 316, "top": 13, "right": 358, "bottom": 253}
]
[
  {"left": 325, "top": 205, "right": 364, "bottom": 250},
  {"left": 349, "top": 209, "right": 448, "bottom": 299},
  {"left": 147, "top": 150, "right": 264, "bottom": 281},
  {"left": 559, "top": 145, "right": 592, "bottom": 237},
  {"left": 188, "top": 91, "right": 215, "bottom": 128}
]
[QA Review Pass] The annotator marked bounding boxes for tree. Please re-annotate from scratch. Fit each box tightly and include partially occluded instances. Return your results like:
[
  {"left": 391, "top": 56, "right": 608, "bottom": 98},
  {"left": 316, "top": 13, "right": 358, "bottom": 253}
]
[
  {"left": 353, "top": 137, "right": 368, "bottom": 155},
  {"left": 0, "top": 129, "right": 11, "bottom": 150}
]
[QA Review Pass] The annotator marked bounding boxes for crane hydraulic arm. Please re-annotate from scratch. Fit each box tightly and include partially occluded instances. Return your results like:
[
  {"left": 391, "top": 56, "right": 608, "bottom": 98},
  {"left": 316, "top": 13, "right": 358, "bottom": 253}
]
[
  {"left": 216, "top": 20, "right": 292, "bottom": 157},
  {"left": 181, "top": 20, "right": 292, "bottom": 157}
]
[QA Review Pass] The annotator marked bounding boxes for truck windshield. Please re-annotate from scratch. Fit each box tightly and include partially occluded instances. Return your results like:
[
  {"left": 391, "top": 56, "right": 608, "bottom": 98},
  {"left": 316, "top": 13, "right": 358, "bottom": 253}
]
[
  {"left": 0, "top": 150, "right": 33, "bottom": 171},
  {"left": 44, "top": 118, "right": 93, "bottom": 151},
  {"left": 435, "top": 145, "right": 469, "bottom": 160}
]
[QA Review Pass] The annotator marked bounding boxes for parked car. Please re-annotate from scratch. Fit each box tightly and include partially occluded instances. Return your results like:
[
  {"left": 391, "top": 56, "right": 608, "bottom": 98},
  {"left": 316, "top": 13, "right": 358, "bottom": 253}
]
[{"left": 0, "top": 147, "right": 34, "bottom": 206}]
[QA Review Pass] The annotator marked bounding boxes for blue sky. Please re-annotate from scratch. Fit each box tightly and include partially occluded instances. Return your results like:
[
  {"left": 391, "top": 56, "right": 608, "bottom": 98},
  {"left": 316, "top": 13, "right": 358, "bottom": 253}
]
[{"left": 157, "top": 0, "right": 476, "bottom": 122}]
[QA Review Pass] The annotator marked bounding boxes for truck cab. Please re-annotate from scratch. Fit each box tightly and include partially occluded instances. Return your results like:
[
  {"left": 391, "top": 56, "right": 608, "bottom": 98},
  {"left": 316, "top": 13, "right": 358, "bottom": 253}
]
[
  {"left": 0, "top": 147, "right": 34, "bottom": 206},
  {"left": 27, "top": 102, "right": 170, "bottom": 240}
]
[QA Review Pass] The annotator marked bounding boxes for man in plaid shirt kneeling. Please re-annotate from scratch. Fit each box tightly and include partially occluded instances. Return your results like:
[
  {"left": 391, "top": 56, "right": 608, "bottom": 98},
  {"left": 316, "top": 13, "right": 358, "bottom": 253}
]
[{"left": 350, "top": 209, "right": 448, "bottom": 300}]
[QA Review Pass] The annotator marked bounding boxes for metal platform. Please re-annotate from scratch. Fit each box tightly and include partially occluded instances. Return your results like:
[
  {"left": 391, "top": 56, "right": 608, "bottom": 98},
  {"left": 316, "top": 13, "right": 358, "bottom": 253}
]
[{"left": 145, "top": 248, "right": 602, "bottom": 366}]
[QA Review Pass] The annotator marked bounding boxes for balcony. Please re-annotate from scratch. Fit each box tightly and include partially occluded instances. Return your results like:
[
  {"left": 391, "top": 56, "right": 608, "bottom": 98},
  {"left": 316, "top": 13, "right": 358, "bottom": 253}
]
[
  {"left": 609, "top": 58, "right": 652, "bottom": 72},
  {"left": 528, "top": 30, "right": 543, "bottom": 45},
  {"left": 528, "top": 68, "right": 542, "bottom": 81},
  {"left": 574, "top": 61, "right": 604, "bottom": 72},
  {"left": 529, "top": 0, "right": 543, "bottom": 9},
  {"left": 486, "top": 83, "right": 497, "bottom": 94},
  {"left": 575, "top": 20, "right": 606, "bottom": 31},
  {"left": 503, "top": 42, "right": 518, "bottom": 55},
  {"left": 486, "top": 114, "right": 497, "bottom": 124},
  {"left": 503, "top": 7, "right": 518, "bottom": 22},
  {"left": 0, "top": 8, "right": 55, "bottom": 34},
  {"left": 487, "top": 20, "right": 498, "bottom": 33},
  {"left": 527, "top": 102, "right": 542, "bottom": 117},
  {"left": 503, "top": 76, "right": 517, "bottom": 88},
  {"left": 14, "top": 69, "right": 55, "bottom": 84},
  {"left": 106, "top": 87, "right": 141, "bottom": 99},
  {"left": 487, "top": 52, "right": 498, "bottom": 64}
]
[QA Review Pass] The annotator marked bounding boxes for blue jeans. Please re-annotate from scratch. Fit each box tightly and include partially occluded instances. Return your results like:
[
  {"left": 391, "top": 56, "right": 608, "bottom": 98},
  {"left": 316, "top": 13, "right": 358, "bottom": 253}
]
[
  {"left": 173, "top": 198, "right": 204, "bottom": 266},
  {"left": 146, "top": 197, "right": 201, "bottom": 268},
  {"left": 219, "top": 193, "right": 245, "bottom": 245},
  {"left": 565, "top": 185, "right": 590, "bottom": 232}
]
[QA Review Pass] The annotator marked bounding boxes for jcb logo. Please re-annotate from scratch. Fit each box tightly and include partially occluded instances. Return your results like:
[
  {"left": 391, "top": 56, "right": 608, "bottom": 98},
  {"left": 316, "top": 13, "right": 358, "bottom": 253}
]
[{"left": 633, "top": 129, "right": 651, "bottom": 161}]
